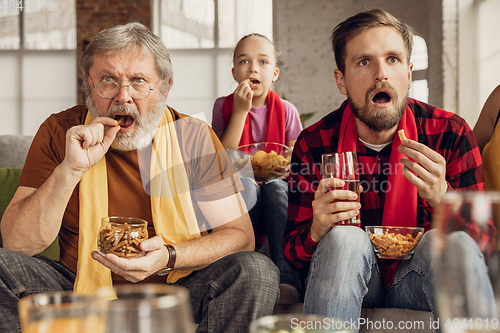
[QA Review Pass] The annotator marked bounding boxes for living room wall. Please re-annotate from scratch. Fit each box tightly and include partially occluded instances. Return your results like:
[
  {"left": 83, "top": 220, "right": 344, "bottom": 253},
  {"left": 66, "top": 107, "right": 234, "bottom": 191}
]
[{"left": 273, "top": 0, "right": 445, "bottom": 127}]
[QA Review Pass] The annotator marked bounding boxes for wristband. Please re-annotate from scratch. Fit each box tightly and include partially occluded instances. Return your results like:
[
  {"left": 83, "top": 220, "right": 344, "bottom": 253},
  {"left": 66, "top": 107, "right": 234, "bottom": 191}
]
[{"left": 156, "top": 244, "right": 176, "bottom": 276}]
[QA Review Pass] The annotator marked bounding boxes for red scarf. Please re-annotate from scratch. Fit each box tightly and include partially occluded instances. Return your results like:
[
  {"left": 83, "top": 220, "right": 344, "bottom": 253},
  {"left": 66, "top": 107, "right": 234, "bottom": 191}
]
[
  {"left": 337, "top": 102, "right": 418, "bottom": 287},
  {"left": 222, "top": 89, "right": 286, "bottom": 146}
]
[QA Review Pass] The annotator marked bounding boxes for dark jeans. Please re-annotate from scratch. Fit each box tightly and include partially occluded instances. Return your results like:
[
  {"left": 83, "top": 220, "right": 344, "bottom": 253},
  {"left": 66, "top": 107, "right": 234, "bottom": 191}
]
[
  {"left": 0, "top": 248, "right": 279, "bottom": 333},
  {"left": 240, "top": 178, "right": 303, "bottom": 294}
]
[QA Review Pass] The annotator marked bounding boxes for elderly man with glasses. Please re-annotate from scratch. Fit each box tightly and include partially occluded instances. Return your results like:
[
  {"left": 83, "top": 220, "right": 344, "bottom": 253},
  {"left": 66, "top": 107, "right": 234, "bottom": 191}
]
[{"left": 0, "top": 22, "right": 279, "bottom": 333}]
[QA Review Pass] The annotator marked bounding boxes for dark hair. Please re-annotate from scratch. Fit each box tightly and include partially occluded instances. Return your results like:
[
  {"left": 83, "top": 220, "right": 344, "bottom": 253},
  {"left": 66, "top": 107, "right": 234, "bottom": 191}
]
[
  {"left": 80, "top": 22, "right": 173, "bottom": 97},
  {"left": 232, "top": 33, "right": 280, "bottom": 66},
  {"left": 331, "top": 8, "right": 413, "bottom": 74}
]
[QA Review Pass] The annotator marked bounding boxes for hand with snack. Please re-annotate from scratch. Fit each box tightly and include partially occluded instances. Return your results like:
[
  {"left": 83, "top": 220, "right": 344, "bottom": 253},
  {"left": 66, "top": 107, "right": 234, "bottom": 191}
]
[
  {"left": 233, "top": 78, "right": 254, "bottom": 115},
  {"left": 397, "top": 129, "right": 448, "bottom": 207},
  {"left": 62, "top": 117, "right": 121, "bottom": 178},
  {"left": 92, "top": 235, "right": 170, "bottom": 283}
]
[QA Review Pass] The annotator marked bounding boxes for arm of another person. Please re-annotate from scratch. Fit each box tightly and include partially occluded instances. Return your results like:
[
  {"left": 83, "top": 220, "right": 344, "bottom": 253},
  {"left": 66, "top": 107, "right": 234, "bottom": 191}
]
[
  {"left": 474, "top": 84, "right": 500, "bottom": 153},
  {"left": 1, "top": 117, "right": 120, "bottom": 255}
]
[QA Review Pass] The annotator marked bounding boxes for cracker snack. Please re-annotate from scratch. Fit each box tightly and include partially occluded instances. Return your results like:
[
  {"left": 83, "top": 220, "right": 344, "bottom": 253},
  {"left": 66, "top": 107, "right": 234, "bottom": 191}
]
[
  {"left": 398, "top": 129, "right": 407, "bottom": 143},
  {"left": 369, "top": 230, "right": 422, "bottom": 256},
  {"left": 98, "top": 221, "right": 148, "bottom": 258}
]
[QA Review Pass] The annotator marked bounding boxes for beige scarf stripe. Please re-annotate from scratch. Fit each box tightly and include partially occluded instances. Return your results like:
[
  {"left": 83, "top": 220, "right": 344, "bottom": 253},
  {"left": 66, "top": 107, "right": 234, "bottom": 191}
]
[{"left": 75, "top": 108, "right": 200, "bottom": 295}]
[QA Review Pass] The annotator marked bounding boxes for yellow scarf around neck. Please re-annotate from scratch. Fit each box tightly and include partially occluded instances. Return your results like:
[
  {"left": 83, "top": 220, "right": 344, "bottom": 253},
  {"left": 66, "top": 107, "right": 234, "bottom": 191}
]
[{"left": 74, "top": 107, "right": 200, "bottom": 295}]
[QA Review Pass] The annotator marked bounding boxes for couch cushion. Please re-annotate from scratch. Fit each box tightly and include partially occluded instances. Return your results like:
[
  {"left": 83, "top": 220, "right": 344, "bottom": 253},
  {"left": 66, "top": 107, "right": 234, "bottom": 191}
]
[
  {"left": 0, "top": 167, "right": 60, "bottom": 260},
  {"left": 0, "top": 168, "right": 23, "bottom": 247}
]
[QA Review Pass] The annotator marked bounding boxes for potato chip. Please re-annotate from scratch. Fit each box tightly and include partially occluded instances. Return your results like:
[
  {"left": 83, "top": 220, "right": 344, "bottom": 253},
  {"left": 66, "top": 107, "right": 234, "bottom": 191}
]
[{"left": 398, "top": 129, "right": 407, "bottom": 143}]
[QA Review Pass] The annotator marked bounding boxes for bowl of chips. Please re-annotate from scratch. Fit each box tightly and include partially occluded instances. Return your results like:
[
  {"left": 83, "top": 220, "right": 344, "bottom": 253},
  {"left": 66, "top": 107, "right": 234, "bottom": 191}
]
[
  {"left": 227, "top": 142, "right": 292, "bottom": 182},
  {"left": 365, "top": 226, "right": 424, "bottom": 260}
]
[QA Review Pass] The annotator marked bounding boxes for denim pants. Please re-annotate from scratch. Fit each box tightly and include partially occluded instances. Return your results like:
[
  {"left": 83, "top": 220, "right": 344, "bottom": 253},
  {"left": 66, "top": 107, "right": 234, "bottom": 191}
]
[
  {"left": 303, "top": 226, "right": 494, "bottom": 333},
  {"left": 240, "top": 178, "right": 303, "bottom": 293},
  {"left": 0, "top": 248, "right": 279, "bottom": 333}
]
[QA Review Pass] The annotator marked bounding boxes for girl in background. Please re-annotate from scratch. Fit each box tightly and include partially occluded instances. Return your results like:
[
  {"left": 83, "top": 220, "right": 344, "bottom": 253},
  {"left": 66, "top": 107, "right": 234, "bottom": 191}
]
[{"left": 211, "top": 33, "right": 303, "bottom": 304}]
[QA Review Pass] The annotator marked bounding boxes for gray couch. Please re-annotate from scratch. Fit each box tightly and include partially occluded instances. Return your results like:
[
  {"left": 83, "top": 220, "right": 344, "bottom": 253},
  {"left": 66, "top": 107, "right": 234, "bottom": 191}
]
[
  {"left": 0, "top": 134, "right": 33, "bottom": 168},
  {"left": 0, "top": 135, "right": 436, "bottom": 332}
]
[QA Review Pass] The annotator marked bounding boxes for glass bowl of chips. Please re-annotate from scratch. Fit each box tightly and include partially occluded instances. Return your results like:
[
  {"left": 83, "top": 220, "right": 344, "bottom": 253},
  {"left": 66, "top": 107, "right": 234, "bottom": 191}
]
[
  {"left": 365, "top": 226, "right": 424, "bottom": 260},
  {"left": 227, "top": 142, "right": 292, "bottom": 182}
]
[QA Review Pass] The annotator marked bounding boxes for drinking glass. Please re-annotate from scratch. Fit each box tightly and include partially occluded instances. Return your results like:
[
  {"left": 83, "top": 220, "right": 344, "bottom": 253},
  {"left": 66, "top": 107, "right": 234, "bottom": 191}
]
[
  {"left": 249, "top": 314, "right": 353, "bottom": 333},
  {"left": 433, "top": 191, "right": 500, "bottom": 332},
  {"left": 322, "top": 152, "right": 361, "bottom": 225},
  {"left": 19, "top": 291, "right": 106, "bottom": 333},
  {"left": 101, "top": 284, "right": 194, "bottom": 333}
]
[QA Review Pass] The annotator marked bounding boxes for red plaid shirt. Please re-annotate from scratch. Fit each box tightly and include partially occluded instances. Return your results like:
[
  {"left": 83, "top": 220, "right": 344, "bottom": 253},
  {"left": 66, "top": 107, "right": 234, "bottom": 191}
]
[{"left": 285, "top": 98, "right": 495, "bottom": 276}]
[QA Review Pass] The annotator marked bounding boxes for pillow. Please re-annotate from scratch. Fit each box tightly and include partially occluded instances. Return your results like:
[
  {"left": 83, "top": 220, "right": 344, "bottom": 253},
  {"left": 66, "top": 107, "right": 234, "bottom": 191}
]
[
  {"left": 0, "top": 168, "right": 23, "bottom": 247},
  {"left": 0, "top": 168, "right": 60, "bottom": 260}
]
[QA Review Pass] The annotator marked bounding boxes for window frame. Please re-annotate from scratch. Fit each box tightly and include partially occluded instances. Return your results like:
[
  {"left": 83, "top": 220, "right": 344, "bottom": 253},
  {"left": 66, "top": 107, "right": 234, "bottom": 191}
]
[{"left": 0, "top": 5, "right": 76, "bottom": 134}]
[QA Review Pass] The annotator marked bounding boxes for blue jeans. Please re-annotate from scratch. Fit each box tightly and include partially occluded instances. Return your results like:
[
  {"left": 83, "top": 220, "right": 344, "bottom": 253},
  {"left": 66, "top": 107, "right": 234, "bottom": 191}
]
[
  {"left": 303, "top": 226, "right": 493, "bottom": 332},
  {"left": 240, "top": 178, "right": 303, "bottom": 293},
  {"left": 0, "top": 248, "right": 279, "bottom": 333}
]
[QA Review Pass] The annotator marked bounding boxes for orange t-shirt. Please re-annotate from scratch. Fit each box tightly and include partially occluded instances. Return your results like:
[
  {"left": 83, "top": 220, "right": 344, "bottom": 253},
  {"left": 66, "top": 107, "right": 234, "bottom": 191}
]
[{"left": 19, "top": 105, "right": 242, "bottom": 284}]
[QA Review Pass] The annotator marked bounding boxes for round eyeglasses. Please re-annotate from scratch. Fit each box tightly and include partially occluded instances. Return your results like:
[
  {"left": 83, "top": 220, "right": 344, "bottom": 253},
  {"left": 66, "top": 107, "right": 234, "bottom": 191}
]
[{"left": 90, "top": 77, "right": 160, "bottom": 100}]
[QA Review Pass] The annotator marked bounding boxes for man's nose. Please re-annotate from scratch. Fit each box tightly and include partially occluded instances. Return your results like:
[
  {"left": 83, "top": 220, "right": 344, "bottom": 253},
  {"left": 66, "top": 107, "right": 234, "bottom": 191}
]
[
  {"left": 114, "top": 85, "right": 133, "bottom": 104},
  {"left": 374, "top": 61, "right": 388, "bottom": 82}
]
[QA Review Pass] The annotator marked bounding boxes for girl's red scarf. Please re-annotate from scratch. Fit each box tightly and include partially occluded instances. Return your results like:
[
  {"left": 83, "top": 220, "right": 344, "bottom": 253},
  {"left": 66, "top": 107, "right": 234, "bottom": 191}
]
[
  {"left": 337, "top": 102, "right": 418, "bottom": 287},
  {"left": 222, "top": 89, "right": 286, "bottom": 146}
]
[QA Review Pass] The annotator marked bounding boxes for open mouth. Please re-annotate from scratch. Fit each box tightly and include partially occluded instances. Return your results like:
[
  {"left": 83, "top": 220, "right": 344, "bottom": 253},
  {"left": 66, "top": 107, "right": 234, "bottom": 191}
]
[
  {"left": 372, "top": 92, "right": 391, "bottom": 104},
  {"left": 249, "top": 78, "right": 260, "bottom": 86},
  {"left": 113, "top": 115, "right": 135, "bottom": 129}
]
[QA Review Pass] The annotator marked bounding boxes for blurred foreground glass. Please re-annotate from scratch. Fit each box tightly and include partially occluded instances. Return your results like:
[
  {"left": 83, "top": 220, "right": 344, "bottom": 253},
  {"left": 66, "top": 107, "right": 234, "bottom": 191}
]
[
  {"left": 249, "top": 314, "right": 354, "bottom": 333},
  {"left": 433, "top": 191, "right": 500, "bottom": 332},
  {"left": 19, "top": 291, "right": 106, "bottom": 333},
  {"left": 101, "top": 284, "right": 193, "bottom": 333},
  {"left": 322, "top": 152, "right": 361, "bottom": 225}
]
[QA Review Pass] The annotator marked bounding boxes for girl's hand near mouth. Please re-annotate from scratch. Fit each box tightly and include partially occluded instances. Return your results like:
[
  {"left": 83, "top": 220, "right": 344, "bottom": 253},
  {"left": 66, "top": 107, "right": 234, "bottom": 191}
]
[{"left": 233, "top": 78, "right": 254, "bottom": 115}]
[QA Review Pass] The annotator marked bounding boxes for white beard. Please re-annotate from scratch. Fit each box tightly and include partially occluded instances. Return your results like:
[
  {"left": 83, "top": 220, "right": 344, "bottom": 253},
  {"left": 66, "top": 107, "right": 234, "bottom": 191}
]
[{"left": 86, "top": 94, "right": 167, "bottom": 152}]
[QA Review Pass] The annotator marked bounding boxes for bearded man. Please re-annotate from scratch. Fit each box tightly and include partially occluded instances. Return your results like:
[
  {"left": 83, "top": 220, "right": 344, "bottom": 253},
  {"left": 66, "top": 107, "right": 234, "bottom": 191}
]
[
  {"left": 284, "top": 9, "right": 495, "bottom": 331},
  {"left": 0, "top": 22, "right": 279, "bottom": 333}
]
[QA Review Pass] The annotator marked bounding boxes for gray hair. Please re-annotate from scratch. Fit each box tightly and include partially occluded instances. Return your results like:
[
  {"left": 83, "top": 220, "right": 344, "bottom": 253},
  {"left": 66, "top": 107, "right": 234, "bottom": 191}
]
[{"left": 81, "top": 22, "right": 173, "bottom": 97}]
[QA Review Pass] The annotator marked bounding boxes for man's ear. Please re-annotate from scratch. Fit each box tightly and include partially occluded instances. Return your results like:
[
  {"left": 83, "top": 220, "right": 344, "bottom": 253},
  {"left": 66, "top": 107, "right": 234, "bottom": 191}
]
[
  {"left": 162, "top": 78, "right": 173, "bottom": 96},
  {"left": 408, "top": 62, "right": 414, "bottom": 89},
  {"left": 334, "top": 69, "right": 347, "bottom": 96}
]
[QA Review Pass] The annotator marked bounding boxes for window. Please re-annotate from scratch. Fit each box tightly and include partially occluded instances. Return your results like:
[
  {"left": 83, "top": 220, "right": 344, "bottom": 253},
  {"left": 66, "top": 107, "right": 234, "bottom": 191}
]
[
  {"left": 409, "top": 35, "right": 429, "bottom": 103},
  {"left": 0, "top": 0, "right": 76, "bottom": 135},
  {"left": 155, "top": 0, "right": 273, "bottom": 123}
]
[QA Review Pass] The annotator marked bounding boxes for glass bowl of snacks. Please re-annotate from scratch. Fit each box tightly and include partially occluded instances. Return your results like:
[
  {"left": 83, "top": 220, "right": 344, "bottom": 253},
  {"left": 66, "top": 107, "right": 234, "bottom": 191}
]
[
  {"left": 98, "top": 217, "right": 148, "bottom": 259},
  {"left": 365, "top": 226, "right": 424, "bottom": 260},
  {"left": 227, "top": 142, "right": 292, "bottom": 182}
]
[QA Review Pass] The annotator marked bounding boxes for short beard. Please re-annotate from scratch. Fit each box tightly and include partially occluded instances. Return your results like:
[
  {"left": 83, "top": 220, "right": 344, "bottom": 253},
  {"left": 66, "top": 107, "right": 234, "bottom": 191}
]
[
  {"left": 86, "top": 94, "right": 167, "bottom": 152},
  {"left": 348, "top": 81, "right": 408, "bottom": 133}
]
